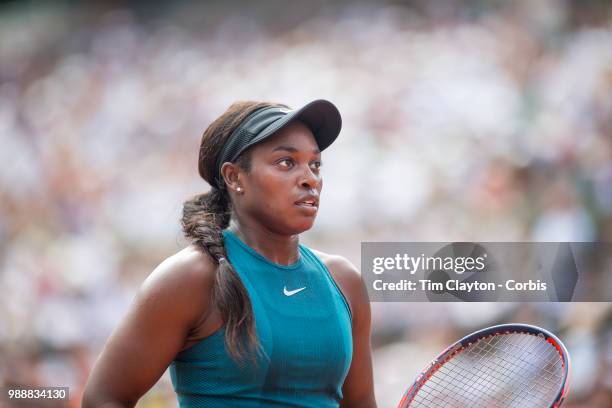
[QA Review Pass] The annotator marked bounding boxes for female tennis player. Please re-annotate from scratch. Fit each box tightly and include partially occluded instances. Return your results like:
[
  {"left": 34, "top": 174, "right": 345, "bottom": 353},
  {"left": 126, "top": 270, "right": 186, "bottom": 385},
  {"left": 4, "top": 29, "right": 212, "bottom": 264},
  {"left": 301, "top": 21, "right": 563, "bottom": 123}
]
[{"left": 82, "top": 99, "right": 376, "bottom": 407}]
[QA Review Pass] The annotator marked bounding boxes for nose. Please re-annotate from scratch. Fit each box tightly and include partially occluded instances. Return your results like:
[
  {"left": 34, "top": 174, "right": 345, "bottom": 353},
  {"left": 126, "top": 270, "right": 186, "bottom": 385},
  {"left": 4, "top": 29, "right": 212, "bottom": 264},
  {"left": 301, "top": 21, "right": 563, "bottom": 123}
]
[{"left": 299, "top": 165, "right": 319, "bottom": 190}]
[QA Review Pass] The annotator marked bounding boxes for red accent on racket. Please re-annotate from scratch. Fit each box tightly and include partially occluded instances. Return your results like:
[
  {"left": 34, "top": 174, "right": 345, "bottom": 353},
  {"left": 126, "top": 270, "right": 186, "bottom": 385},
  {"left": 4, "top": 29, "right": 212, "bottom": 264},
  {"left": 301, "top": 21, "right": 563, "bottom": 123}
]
[{"left": 398, "top": 323, "right": 570, "bottom": 408}]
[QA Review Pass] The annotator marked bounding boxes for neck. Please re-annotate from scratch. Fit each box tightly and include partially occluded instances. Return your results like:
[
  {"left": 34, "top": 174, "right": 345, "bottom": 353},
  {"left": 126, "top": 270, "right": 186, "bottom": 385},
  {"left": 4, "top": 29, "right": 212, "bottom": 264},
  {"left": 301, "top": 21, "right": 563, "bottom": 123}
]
[{"left": 229, "top": 220, "right": 300, "bottom": 266}]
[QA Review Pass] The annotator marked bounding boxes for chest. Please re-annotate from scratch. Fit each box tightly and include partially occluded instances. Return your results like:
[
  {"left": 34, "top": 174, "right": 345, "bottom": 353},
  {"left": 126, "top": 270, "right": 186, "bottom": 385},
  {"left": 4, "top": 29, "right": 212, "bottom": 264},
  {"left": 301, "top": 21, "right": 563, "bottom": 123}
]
[{"left": 241, "top": 264, "right": 353, "bottom": 387}]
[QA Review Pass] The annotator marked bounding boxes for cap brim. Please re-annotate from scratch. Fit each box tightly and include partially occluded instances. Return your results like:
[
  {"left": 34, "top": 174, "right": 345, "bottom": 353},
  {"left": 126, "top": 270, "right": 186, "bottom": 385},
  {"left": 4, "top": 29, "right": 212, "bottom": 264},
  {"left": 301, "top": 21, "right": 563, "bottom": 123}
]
[{"left": 251, "top": 99, "right": 342, "bottom": 151}]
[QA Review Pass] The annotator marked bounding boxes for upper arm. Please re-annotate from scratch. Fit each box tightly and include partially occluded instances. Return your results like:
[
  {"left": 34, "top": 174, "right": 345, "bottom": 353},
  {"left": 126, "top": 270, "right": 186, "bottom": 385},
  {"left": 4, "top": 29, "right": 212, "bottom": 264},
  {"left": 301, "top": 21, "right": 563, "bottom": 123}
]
[
  {"left": 82, "top": 249, "right": 215, "bottom": 407},
  {"left": 316, "top": 253, "right": 377, "bottom": 408}
]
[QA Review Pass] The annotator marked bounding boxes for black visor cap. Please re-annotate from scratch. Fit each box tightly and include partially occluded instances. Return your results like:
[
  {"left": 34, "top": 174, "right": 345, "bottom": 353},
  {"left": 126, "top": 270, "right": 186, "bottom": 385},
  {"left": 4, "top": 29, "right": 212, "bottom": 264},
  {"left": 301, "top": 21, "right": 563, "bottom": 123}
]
[{"left": 213, "top": 99, "right": 342, "bottom": 188}]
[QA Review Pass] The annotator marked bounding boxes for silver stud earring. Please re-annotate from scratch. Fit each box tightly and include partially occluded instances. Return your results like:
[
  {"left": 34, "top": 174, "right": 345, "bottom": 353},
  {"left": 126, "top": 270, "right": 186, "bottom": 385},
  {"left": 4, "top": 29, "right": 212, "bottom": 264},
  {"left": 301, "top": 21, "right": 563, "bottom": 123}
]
[{"left": 236, "top": 187, "right": 242, "bottom": 193}]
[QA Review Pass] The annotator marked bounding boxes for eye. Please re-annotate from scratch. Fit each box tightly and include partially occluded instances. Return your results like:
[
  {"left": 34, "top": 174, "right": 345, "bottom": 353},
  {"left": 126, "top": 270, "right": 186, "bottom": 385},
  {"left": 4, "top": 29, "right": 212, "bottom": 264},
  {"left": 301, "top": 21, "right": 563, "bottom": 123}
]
[
  {"left": 310, "top": 160, "right": 322, "bottom": 171},
  {"left": 277, "top": 158, "right": 295, "bottom": 168}
]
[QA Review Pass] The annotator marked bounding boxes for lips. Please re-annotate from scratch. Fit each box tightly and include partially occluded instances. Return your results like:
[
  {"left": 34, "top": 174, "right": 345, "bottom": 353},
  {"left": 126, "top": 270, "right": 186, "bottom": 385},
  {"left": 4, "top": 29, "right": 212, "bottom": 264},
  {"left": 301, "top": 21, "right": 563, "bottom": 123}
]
[{"left": 295, "top": 195, "right": 319, "bottom": 210}]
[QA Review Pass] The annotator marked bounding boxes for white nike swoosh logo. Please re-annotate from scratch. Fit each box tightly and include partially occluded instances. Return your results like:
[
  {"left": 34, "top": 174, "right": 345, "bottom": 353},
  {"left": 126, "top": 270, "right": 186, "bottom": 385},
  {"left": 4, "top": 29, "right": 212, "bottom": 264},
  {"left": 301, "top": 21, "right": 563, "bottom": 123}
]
[{"left": 283, "top": 286, "right": 306, "bottom": 296}]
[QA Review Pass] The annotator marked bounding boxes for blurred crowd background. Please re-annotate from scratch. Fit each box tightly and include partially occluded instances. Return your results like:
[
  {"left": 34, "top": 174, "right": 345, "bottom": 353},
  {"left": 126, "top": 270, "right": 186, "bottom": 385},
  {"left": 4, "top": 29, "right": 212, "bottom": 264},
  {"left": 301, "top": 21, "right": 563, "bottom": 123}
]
[{"left": 1, "top": 0, "right": 611, "bottom": 406}]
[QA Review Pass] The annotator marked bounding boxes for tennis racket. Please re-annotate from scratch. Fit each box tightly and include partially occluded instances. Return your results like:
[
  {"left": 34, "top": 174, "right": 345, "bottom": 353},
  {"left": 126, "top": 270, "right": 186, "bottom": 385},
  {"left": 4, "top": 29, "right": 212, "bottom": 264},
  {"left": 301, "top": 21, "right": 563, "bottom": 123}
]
[{"left": 398, "top": 323, "right": 570, "bottom": 408}]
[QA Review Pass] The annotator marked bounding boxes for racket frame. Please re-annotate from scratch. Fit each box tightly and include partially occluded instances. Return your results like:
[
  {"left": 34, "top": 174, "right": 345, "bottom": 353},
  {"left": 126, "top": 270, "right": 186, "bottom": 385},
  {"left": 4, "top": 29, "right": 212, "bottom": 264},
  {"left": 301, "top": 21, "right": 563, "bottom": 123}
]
[{"left": 398, "top": 323, "right": 571, "bottom": 408}]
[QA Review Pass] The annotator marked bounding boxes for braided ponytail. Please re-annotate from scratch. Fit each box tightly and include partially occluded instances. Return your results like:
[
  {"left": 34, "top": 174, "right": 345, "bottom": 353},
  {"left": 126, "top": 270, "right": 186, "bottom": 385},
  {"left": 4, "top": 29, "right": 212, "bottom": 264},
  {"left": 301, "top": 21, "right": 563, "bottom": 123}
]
[{"left": 181, "top": 187, "right": 257, "bottom": 362}]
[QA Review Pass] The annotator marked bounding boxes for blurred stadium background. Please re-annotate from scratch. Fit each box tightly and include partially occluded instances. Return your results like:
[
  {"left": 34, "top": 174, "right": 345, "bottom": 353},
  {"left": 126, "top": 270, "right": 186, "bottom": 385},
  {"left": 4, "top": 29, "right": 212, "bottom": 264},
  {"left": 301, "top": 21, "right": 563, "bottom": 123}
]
[{"left": 1, "top": 0, "right": 611, "bottom": 406}]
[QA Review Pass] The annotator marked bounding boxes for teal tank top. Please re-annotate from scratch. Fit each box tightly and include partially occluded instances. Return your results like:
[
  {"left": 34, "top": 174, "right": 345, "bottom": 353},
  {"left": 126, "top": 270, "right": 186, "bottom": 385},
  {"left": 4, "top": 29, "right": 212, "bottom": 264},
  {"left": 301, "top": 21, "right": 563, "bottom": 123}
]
[{"left": 169, "top": 230, "right": 353, "bottom": 407}]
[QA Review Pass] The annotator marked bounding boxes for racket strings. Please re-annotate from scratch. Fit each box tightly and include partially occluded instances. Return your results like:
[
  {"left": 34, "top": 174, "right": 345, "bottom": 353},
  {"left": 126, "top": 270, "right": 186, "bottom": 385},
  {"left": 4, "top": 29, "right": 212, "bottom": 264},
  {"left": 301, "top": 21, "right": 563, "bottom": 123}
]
[
  {"left": 424, "top": 335, "right": 561, "bottom": 407},
  {"left": 409, "top": 332, "right": 564, "bottom": 407}
]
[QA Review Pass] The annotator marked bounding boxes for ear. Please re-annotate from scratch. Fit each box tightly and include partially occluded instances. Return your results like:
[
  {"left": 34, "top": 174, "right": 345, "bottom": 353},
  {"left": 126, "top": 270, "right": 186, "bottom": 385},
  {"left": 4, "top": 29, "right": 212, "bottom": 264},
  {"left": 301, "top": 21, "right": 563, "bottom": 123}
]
[{"left": 220, "top": 162, "right": 243, "bottom": 193}]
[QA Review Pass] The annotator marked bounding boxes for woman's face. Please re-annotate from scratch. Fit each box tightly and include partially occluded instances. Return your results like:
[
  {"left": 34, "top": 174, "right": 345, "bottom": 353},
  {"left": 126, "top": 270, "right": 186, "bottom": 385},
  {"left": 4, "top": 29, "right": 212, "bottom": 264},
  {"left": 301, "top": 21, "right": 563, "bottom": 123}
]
[{"left": 234, "top": 121, "right": 323, "bottom": 235}]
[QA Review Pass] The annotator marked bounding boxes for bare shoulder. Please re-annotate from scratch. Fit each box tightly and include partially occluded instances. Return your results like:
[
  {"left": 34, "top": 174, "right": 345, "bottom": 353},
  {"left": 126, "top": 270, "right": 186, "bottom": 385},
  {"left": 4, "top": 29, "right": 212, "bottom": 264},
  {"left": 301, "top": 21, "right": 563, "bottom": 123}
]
[
  {"left": 138, "top": 245, "right": 217, "bottom": 326},
  {"left": 81, "top": 245, "right": 218, "bottom": 407},
  {"left": 310, "top": 249, "right": 367, "bottom": 317},
  {"left": 144, "top": 244, "right": 216, "bottom": 291},
  {"left": 311, "top": 249, "right": 360, "bottom": 281}
]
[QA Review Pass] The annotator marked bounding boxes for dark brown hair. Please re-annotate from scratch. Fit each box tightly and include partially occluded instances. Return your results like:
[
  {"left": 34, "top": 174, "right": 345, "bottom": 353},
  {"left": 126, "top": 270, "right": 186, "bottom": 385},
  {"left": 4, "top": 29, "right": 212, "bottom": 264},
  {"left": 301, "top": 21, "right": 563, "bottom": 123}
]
[{"left": 181, "top": 101, "right": 287, "bottom": 362}]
